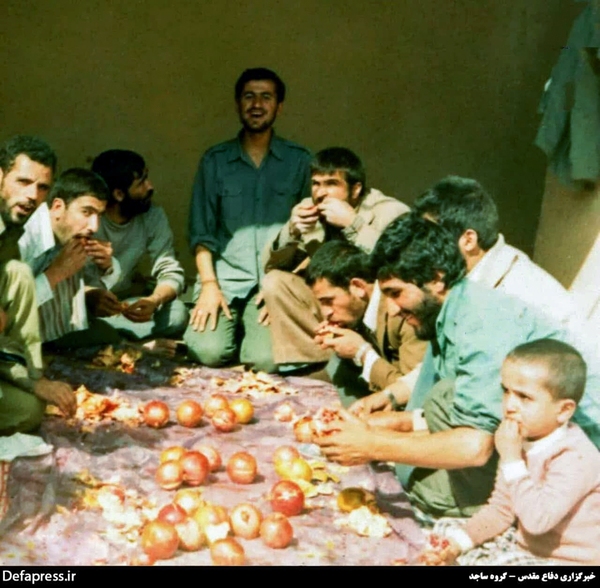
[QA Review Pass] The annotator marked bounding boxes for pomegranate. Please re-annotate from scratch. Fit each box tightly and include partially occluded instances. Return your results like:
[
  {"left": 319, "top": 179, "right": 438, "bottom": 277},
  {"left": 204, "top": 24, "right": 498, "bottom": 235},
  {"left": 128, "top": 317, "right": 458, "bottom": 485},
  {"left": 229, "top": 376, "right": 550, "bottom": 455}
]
[
  {"left": 260, "top": 513, "right": 294, "bottom": 549},
  {"left": 193, "top": 503, "right": 229, "bottom": 532},
  {"left": 193, "top": 444, "right": 222, "bottom": 472},
  {"left": 173, "top": 488, "right": 204, "bottom": 516},
  {"left": 273, "top": 445, "right": 301, "bottom": 478},
  {"left": 229, "top": 503, "right": 262, "bottom": 540},
  {"left": 270, "top": 480, "right": 305, "bottom": 517},
  {"left": 180, "top": 451, "right": 210, "bottom": 486},
  {"left": 157, "top": 503, "right": 187, "bottom": 526},
  {"left": 210, "top": 537, "right": 245, "bottom": 566},
  {"left": 229, "top": 397, "right": 254, "bottom": 424},
  {"left": 143, "top": 400, "right": 170, "bottom": 428},
  {"left": 211, "top": 407, "right": 238, "bottom": 432},
  {"left": 293, "top": 416, "right": 314, "bottom": 443},
  {"left": 159, "top": 445, "right": 186, "bottom": 464},
  {"left": 311, "top": 407, "right": 343, "bottom": 437},
  {"left": 280, "top": 458, "right": 312, "bottom": 482},
  {"left": 273, "top": 402, "right": 295, "bottom": 422},
  {"left": 155, "top": 460, "right": 184, "bottom": 490},
  {"left": 140, "top": 520, "right": 179, "bottom": 560},
  {"left": 175, "top": 517, "right": 204, "bottom": 551},
  {"left": 226, "top": 452, "right": 257, "bottom": 484},
  {"left": 204, "top": 394, "right": 229, "bottom": 418},
  {"left": 176, "top": 400, "right": 204, "bottom": 428}
]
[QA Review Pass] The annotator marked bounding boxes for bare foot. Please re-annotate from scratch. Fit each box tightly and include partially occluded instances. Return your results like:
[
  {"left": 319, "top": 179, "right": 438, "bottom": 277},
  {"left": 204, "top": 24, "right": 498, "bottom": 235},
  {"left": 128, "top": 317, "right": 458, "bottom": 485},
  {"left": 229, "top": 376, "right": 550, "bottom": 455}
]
[{"left": 142, "top": 339, "right": 178, "bottom": 358}]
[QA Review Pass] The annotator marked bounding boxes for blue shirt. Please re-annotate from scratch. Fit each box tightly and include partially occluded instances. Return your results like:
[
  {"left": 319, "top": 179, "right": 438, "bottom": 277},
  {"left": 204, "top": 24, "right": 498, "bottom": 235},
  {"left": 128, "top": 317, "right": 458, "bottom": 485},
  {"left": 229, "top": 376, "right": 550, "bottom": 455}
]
[
  {"left": 413, "top": 279, "right": 600, "bottom": 445},
  {"left": 188, "top": 133, "right": 311, "bottom": 302}
]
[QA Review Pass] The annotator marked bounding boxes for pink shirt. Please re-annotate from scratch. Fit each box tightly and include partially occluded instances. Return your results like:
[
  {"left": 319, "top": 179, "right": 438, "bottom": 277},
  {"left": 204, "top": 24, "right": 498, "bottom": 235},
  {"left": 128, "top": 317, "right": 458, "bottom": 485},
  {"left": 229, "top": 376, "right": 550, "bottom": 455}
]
[{"left": 466, "top": 423, "right": 600, "bottom": 565}]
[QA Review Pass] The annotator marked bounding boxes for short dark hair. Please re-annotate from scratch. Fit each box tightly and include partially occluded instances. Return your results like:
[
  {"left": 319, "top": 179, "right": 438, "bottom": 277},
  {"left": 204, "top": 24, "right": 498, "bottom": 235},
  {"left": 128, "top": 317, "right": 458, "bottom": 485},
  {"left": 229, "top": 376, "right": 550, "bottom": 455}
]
[
  {"left": 49, "top": 168, "right": 109, "bottom": 206},
  {"left": 91, "top": 149, "right": 145, "bottom": 201},
  {"left": 310, "top": 147, "right": 367, "bottom": 198},
  {"left": 413, "top": 176, "right": 499, "bottom": 251},
  {"left": 234, "top": 68, "right": 286, "bottom": 102},
  {"left": 506, "top": 338, "right": 587, "bottom": 403},
  {"left": 306, "top": 241, "right": 375, "bottom": 290},
  {"left": 371, "top": 213, "right": 466, "bottom": 288},
  {"left": 0, "top": 135, "right": 57, "bottom": 174}
]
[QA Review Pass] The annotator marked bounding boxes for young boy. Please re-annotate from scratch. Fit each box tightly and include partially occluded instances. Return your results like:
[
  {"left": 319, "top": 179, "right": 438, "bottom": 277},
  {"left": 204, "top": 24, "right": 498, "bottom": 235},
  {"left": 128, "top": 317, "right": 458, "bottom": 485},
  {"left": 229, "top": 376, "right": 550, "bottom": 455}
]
[{"left": 421, "top": 338, "right": 600, "bottom": 566}]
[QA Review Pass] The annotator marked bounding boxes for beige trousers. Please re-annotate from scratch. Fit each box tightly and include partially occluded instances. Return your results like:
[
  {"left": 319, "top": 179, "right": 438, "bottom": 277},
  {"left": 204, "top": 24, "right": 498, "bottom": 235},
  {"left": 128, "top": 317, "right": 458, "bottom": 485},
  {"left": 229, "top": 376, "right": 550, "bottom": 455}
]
[
  {"left": 262, "top": 270, "right": 332, "bottom": 365},
  {"left": 0, "top": 260, "right": 43, "bottom": 374},
  {"left": 0, "top": 260, "right": 45, "bottom": 434}
]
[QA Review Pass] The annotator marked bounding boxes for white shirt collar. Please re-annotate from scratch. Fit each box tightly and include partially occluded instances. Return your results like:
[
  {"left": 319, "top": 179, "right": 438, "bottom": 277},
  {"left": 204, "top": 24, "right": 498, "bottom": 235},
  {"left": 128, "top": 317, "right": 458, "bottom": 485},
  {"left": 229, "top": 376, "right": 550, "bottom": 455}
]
[
  {"left": 467, "top": 233, "right": 507, "bottom": 284},
  {"left": 18, "top": 203, "right": 56, "bottom": 262},
  {"left": 363, "top": 282, "right": 381, "bottom": 333},
  {"left": 523, "top": 422, "right": 569, "bottom": 456}
]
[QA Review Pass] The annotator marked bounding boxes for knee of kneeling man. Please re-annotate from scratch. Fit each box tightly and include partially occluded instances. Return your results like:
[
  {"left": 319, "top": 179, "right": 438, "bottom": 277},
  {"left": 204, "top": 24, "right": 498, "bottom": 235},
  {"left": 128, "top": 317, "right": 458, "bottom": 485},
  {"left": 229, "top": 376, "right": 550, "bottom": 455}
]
[
  {"left": 261, "top": 270, "right": 289, "bottom": 300},
  {"left": 163, "top": 300, "right": 190, "bottom": 335},
  {"left": 184, "top": 338, "right": 237, "bottom": 368},
  {"left": 20, "top": 396, "right": 46, "bottom": 433},
  {"left": 243, "top": 349, "right": 276, "bottom": 374}
]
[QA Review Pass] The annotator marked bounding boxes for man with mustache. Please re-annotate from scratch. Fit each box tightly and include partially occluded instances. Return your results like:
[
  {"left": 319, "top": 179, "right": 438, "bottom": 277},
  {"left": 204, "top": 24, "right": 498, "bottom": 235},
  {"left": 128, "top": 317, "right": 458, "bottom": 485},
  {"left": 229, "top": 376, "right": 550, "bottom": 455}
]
[
  {"left": 88, "top": 149, "right": 188, "bottom": 355},
  {"left": 262, "top": 147, "right": 413, "bottom": 377},
  {"left": 20, "top": 168, "right": 121, "bottom": 348},
  {"left": 315, "top": 215, "right": 600, "bottom": 520},
  {"left": 185, "top": 68, "right": 311, "bottom": 371},
  {"left": 305, "top": 240, "right": 426, "bottom": 406},
  {"left": 352, "top": 175, "right": 582, "bottom": 417},
  {"left": 0, "top": 135, "right": 76, "bottom": 430}
]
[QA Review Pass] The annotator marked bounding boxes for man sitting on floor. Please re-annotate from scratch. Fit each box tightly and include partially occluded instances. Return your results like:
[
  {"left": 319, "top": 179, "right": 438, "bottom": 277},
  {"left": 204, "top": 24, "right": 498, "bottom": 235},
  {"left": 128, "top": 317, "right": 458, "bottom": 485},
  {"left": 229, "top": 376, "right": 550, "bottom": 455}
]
[
  {"left": 315, "top": 215, "right": 600, "bottom": 520},
  {"left": 184, "top": 67, "right": 311, "bottom": 373},
  {"left": 352, "top": 175, "right": 582, "bottom": 416},
  {"left": 412, "top": 175, "right": 579, "bottom": 328},
  {"left": 0, "top": 135, "right": 75, "bottom": 431},
  {"left": 89, "top": 149, "right": 189, "bottom": 355},
  {"left": 19, "top": 168, "right": 122, "bottom": 349},
  {"left": 306, "top": 240, "right": 426, "bottom": 406},
  {"left": 262, "top": 147, "right": 410, "bottom": 376}
]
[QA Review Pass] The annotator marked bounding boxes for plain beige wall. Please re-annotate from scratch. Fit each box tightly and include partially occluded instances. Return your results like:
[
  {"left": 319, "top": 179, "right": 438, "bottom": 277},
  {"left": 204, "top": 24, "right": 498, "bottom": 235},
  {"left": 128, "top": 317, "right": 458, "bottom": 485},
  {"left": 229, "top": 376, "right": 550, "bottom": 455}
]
[
  {"left": 534, "top": 173, "right": 600, "bottom": 288},
  {"left": 0, "top": 0, "right": 582, "bottom": 279}
]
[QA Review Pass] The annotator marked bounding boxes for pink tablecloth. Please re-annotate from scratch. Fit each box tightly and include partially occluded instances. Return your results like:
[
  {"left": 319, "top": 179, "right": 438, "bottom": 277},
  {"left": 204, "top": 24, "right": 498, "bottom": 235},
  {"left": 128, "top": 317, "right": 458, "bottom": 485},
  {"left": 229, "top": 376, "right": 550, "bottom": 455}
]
[{"left": 0, "top": 351, "right": 426, "bottom": 566}]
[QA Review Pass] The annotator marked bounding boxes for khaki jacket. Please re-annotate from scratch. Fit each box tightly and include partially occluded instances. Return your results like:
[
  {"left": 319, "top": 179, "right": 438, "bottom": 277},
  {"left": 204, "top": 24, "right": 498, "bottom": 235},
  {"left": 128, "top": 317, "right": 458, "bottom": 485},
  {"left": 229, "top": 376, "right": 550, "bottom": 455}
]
[
  {"left": 369, "top": 295, "right": 427, "bottom": 391},
  {"left": 264, "top": 188, "right": 409, "bottom": 273}
]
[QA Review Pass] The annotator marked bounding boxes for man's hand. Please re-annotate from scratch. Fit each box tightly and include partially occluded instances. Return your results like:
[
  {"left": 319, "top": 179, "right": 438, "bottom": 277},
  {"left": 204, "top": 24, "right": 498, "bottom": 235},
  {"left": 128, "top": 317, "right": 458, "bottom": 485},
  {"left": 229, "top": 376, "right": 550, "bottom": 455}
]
[
  {"left": 45, "top": 238, "right": 89, "bottom": 286},
  {"left": 314, "top": 409, "right": 374, "bottom": 466},
  {"left": 189, "top": 281, "right": 232, "bottom": 332},
  {"left": 86, "top": 288, "right": 123, "bottom": 317},
  {"left": 317, "top": 197, "right": 357, "bottom": 229},
  {"left": 366, "top": 410, "right": 414, "bottom": 432},
  {"left": 83, "top": 239, "right": 113, "bottom": 272},
  {"left": 314, "top": 324, "right": 366, "bottom": 359},
  {"left": 494, "top": 418, "right": 523, "bottom": 464},
  {"left": 417, "top": 536, "right": 461, "bottom": 566},
  {"left": 348, "top": 390, "right": 392, "bottom": 419},
  {"left": 289, "top": 202, "right": 319, "bottom": 238},
  {"left": 122, "top": 297, "right": 158, "bottom": 323},
  {"left": 34, "top": 378, "right": 76, "bottom": 417},
  {"left": 255, "top": 291, "right": 270, "bottom": 326}
]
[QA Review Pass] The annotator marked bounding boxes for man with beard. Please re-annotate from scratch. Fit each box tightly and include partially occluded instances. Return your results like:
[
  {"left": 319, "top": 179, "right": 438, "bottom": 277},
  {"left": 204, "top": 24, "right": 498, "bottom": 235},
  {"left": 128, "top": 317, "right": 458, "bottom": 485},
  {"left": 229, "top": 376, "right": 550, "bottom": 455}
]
[
  {"left": 304, "top": 240, "right": 426, "bottom": 406},
  {"left": 351, "top": 175, "right": 582, "bottom": 418},
  {"left": 262, "top": 147, "right": 411, "bottom": 376},
  {"left": 20, "top": 168, "right": 121, "bottom": 347},
  {"left": 314, "top": 215, "right": 600, "bottom": 519},
  {"left": 88, "top": 149, "right": 188, "bottom": 353},
  {"left": 185, "top": 68, "right": 311, "bottom": 371},
  {"left": 0, "top": 135, "right": 75, "bottom": 431}
]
